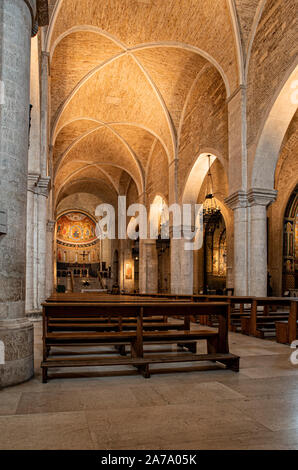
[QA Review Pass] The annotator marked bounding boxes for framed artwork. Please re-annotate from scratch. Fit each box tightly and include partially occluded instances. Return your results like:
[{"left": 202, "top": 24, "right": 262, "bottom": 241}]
[{"left": 125, "top": 262, "right": 132, "bottom": 280}]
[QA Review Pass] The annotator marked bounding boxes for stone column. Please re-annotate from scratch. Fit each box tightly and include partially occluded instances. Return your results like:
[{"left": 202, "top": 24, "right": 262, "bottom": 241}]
[
  {"left": 0, "top": 0, "right": 37, "bottom": 387},
  {"left": 139, "top": 239, "right": 158, "bottom": 293},
  {"left": 227, "top": 86, "right": 247, "bottom": 195},
  {"left": 170, "top": 237, "right": 181, "bottom": 295},
  {"left": 26, "top": 174, "right": 39, "bottom": 314},
  {"left": 26, "top": 175, "right": 50, "bottom": 315},
  {"left": 225, "top": 191, "right": 249, "bottom": 295},
  {"left": 180, "top": 240, "right": 194, "bottom": 295},
  {"left": 225, "top": 218, "right": 234, "bottom": 290},
  {"left": 248, "top": 189, "right": 277, "bottom": 297},
  {"left": 40, "top": 51, "right": 50, "bottom": 176},
  {"left": 45, "top": 219, "right": 55, "bottom": 298},
  {"left": 193, "top": 249, "right": 199, "bottom": 294},
  {"left": 170, "top": 225, "right": 194, "bottom": 295}
]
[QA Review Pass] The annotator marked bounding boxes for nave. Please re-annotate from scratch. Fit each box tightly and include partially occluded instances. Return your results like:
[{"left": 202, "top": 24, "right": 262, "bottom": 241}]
[{"left": 0, "top": 0, "right": 297, "bottom": 453}]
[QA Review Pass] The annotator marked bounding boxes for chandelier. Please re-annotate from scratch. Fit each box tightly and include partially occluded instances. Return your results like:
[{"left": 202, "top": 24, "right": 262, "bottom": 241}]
[{"left": 203, "top": 155, "right": 221, "bottom": 227}]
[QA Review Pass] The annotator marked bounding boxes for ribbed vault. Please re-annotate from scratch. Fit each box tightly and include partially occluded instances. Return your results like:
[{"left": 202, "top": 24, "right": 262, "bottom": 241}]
[{"left": 49, "top": 0, "right": 237, "bottom": 210}]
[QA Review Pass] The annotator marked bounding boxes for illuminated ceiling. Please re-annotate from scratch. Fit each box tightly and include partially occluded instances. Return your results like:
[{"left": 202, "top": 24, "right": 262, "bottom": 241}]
[{"left": 47, "top": 0, "right": 247, "bottom": 207}]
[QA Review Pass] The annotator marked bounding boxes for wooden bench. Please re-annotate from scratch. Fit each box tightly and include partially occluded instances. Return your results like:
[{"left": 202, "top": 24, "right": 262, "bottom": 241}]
[
  {"left": 41, "top": 301, "right": 239, "bottom": 382},
  {"left": 276, "top": 301, "right": 298, "bottom": 344},
  {"left": 241, "top": 298, "right": 298, "bottom": 338},
  {"left": 193, "top": 295, "right": 254, "bottom": 331},
  {"left": 127, "top": 293, "right": 255, "bottom": 331}
]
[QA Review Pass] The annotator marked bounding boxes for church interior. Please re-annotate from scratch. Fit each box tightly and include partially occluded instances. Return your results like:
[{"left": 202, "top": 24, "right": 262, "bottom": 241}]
[{"left": 0, "top": 0, "right": 297, "bottom": 451}]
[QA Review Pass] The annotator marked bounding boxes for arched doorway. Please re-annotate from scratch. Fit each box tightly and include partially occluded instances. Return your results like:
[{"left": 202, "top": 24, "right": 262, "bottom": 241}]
[
  {"left": 149, "top": 195, "right": 171, "bottom": 294},
  {"left": 182, "top": 153, "right": 229, "bottom": 294},
  {"left": 203, "top": 212, "right": 227, "bottom": 293},
  {"left": 283, "top": 185, "right": 298, "bottom": 294}
]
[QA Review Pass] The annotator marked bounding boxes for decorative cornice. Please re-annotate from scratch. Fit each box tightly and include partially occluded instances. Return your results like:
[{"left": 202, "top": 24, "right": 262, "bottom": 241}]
[
  {"left": 27, "top": 173, "right": 51, "bottom": 197},
  {"left": 225, "top": 188, "right": 278, "bottom": 210},
  {"left": 27, "top": 173, "right": 40, "bottom": 190},
  {"left": 37, "top": 176, "right": 51, "bottom": 196},
  {"left": 224, "top": 190, "right": 248, "bottom": 210},
  {"left": 247, "top": 188, "right": 277, "bottom": 207}
]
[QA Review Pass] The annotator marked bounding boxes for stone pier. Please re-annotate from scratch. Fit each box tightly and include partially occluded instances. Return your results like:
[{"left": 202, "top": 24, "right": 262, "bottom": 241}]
[{"left": 0, "top": 0, "right": 36, "bottom": 387}]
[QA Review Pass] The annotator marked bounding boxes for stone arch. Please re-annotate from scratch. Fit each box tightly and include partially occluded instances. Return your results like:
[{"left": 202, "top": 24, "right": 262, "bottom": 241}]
[
  {"left": 55, "top": 164, "right": 121, "bottom": 203},
  {"left": 148, "top": 194, "right": 169, "bottom": 234},
  {"left": 251, "top": 63, "right": 298, "bottom": 189},
  {"left": 53, "top": 122, "right": 145, "bottom": 192},
  {"left": 181, "top": 152, "right": 231, "bottom": 294},
  {"left": 182, "top": 153, "right": 218, "bottom": 204},
  {"left": 226, "top": 0, "right": 245, "bottom": 86},
  {"left": 47, "top": 25, "right": 232, "bottom": 98}
]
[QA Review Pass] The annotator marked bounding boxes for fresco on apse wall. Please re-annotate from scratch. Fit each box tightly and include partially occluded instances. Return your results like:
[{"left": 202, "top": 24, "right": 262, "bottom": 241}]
[{"left": 56, "top": 212, "right": 98, "bottom": 247}]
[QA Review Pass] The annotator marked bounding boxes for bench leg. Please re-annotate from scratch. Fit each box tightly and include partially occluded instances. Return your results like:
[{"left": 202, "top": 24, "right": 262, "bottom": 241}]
[
  {"left": 138, "top": 364, "right": 150, "bottom": 379},
  {"left": 219, "top": 357, "right": 240, "bottom": 372},
  {"left": 42, "top": 367, "right": 48, "bottom": 384},
  {"left": 227, "top": 357, "right": 240, "bottom": 372},
  {"left": 255, "top": 330, "right": 265, "bottom": 339},
  {"left": 115, "top": 345, "right": 126, "bottom": 356},
  {"left": 207, "top": 336, "right": 218, "bottom": 354},
  {"left": 131, "top": 339, "right": 143, "bottom": 358}
]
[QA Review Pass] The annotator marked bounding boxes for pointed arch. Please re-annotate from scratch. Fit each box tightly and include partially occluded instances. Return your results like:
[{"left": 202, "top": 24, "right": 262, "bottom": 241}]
[
  {"left": 251, "top": 63, "right": 298, "bottom": 189},
  {"left": 54, "top": 122, "right": 145, "bottom": 192}
]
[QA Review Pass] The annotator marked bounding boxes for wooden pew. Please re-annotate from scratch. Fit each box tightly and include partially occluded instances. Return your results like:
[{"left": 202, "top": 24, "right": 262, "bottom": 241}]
[
  {"left": 45, "top": 293, "right": 193, "bottom": 354},
  {"left": 128, "top": 293, "right": 255, "bottom": 331},
  {"left": 241, "top": 298, "right": 298, "bottom": 338},
  {"left": 276, "top": 301, "right": 298, "bottom": 344},
  {"left": 41, "top": 301, "right": 239, "bottom": 382},
  {"left": 193, "top": 295, "right": 254, "bottom": 330}
]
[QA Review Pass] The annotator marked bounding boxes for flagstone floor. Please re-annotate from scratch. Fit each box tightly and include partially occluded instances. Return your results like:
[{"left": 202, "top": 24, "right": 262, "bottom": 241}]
[{"left": 0, "top": 320, "right": 298, "bottom": 450}]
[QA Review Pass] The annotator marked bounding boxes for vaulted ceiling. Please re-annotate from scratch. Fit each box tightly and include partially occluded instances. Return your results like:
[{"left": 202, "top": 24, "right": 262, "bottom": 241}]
[{"left": 47, "top": 0, "right": 247, "bottom": 208}]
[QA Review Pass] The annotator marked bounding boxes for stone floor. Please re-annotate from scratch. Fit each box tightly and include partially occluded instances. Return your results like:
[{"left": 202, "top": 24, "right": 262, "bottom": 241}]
[{"left": 0, "top": 320, "right": 298, "bottom": 450}]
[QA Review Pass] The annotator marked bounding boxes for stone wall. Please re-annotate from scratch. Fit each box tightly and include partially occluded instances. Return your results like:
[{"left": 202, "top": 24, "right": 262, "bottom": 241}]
[
  {"left": 146, "top": 140, "right": 169, "bottom": 207},
  {"left": 268, "top": 110, "right": 298, "bottom": 295},
  {"left": 178, "top": 66, "right": 228, "bottom": 201},
  {"left": 247, "top": 0, "right": 297, "bottom": 157}
]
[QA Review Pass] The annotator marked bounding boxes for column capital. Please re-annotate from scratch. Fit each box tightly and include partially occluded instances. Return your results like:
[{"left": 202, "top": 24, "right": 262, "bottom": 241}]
[
  {"left": 37, "top": 176, "right": 51, "bottom": 197},
  {"left": 27, "top": 173, "right": 51, "bottom": 197},
  {"left": 224, "top": 191, "right": 248, "bottom": 210},
  {"left": 27, "top": 172, "right": 40, "bottom": 190},
  {"left": 247, "top": 188, "right": 277, "bottom": 207}
]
